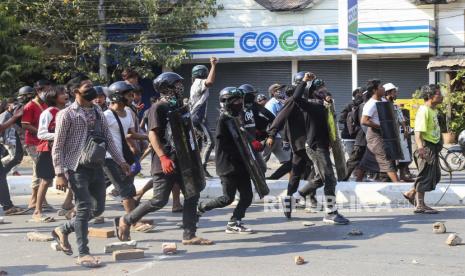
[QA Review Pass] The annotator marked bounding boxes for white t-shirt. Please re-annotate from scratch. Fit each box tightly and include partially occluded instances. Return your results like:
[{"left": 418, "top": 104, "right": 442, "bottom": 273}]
[
  {"left": 189, "top": 78, "right": 209, "bottom": 120},
  {"left": 104, "top": 109, "right": 134, "bottom": 159},
  {"left": 362, "top": 98, "right": 385, "bottom": 125}
]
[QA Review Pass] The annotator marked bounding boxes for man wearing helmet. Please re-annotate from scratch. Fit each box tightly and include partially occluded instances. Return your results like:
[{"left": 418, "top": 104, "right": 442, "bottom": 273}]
[
  {"left": 189, "top": 57, "right": 218, "bottom": 177},
  {"left": 115, "top": 72, "right": 213, "bottom": 245},
  {"left": 197, "top": 87, "right": 255, "bottom": 234},
  {"left": 93, "top": 86, "right": 108, "bottom": 112},
  {"left": 103, "top": 81, "right": 152, "bottom": 232}
]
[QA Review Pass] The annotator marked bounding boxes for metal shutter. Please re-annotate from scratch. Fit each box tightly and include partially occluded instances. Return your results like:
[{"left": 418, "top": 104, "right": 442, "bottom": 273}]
[
  {"left": 177, "top": 61, "right": 292, "bottom": 130},
  {"left": 299, "top": 59, "right": 429, "bottom": 113}
]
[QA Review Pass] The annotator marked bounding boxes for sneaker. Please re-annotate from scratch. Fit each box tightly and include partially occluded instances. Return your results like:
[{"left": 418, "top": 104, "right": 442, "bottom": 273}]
[
  {"left": 323, "top": 211, "right": 350, "bottom": 225},
  {"left": 294, "top": 194, "right": 306, "bottom": 209},
  {"left": 225, "top": 221, "right": 254, "bottom": 234},
  {"left": 281, "top": 196, "right": 292, "bottom": 219}
]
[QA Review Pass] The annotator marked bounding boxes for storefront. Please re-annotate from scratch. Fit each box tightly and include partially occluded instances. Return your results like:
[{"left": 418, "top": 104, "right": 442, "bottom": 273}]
[{"left": 175, "top": 19, "right": 434, "bottom": 124}]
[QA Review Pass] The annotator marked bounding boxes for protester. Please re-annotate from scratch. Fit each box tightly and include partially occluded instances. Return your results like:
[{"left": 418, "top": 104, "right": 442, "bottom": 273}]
[
  {"left": 343, "top": 90, "right": 369, "bottom": 181},
  {"left": 103, "top": 81, "right": 152, "bottom": 232},
  {"left": 51, "top": 75, "right": 130, "bottom": 267},
  {"left": 93, "top": 86, "right": 108, "bottom": 111},
  {"left": 189, "top": 57, "right": 218, "bottom": 177},
  {"left": 197, "top": 87, "right": 254, "bottom": 234},
  {"left": 0, "top": 103, "right": 25, "bottom": 215},
  {"left": 115, "top": 72, "right": 213, "bottom": 245},
  {"left": 34, "top": 86, "right": 69, "bottom": 223},
  {"left": 403, "top": 84, "right": 443, "bottom": 214},
  {"left": 256, "top": 94, "right": 268, "bottom": 107},
  {"left": 355, "top": 80, "right": 399, "bottom": 182},
  {"left": 339, "top": 88, "right": 363, "bottom": 154},
  {"left": 22, "top": 80, "right": 51, "bottom": 211},
  {"left": 0, "top": 98, "right": 22, "bottom": 176},
  {"left": 384, "top": 83, "right": 414, "bottom": 182}
]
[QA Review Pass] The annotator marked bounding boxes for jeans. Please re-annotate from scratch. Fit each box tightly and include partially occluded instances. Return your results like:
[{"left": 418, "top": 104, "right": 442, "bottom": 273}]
[
  {"left": 2, "top": 133, "right": 23, "bottom": 173},
  {"left": 0, "top": 162, "right": 13, "bottom": 210},
  {"left": 59, "top": 166, "right": 106, "bottom": 256},
  {"left": 194, "top": 120, "right": 215, "bottom": 167},
  {"left": 287, "top": 150, "right": 312, "bottom": 196},
  {"left": 200, "top": 172, "right": 253, "bottom": 222},
  {"left": 25, "top": 145, "right": 41, "bottom": 189},
  {"left": 103, "top": 159, "right": 136, "bottom": 199},
  {"left": 124, "top": 172, "right": 199, "bottom": 240},
  {"left": 344, "top": 145, "right": 366, "bottom": 181},
  {"left": 263, "top": 137, "right": 291, "bottom": 163},
  {"left": 300, "top": 146, "right": 338, "bottom": 213}
]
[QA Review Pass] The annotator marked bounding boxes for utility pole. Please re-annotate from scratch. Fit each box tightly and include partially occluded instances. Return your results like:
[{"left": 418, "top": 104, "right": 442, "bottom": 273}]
[{"left": 98, "top": 0, "right": 108, "bottom": 83}]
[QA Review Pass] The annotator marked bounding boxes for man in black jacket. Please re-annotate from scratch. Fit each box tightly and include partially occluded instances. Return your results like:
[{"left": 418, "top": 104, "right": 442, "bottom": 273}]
[{"left": 268, "top": 73, "right": 349, "bottom": 225}]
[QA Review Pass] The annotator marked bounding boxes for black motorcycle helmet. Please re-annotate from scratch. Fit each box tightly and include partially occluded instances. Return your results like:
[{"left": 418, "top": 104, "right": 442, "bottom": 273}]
[
  {"left": 293, "top": 71, "right": 307, "bottom": 85},
  {"left": 239, "top": 84, "right": 258, "bottom": 108},
  {"left": 18, "top": 86, "right": 34, "bottom": 96},
  {"left": 153, "top": 72, "right": 184, "bottom": 95},
  {"left": 94, "top": 86, "right": 108, "bottom": 97},
  {"left": 219, "top": 87, "right": 244, "bottom": 112},
  {"left": 191, "top": 65, "right": 209, "bottom": 79},
  {"left": 108, "top": 81, "right": 134, "bottom": 103}
]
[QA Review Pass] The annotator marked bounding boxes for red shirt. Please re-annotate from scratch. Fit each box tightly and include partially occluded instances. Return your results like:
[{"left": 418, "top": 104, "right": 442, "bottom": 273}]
[{"left": 22, "top": 100, "right": 48, "bottom": 146}]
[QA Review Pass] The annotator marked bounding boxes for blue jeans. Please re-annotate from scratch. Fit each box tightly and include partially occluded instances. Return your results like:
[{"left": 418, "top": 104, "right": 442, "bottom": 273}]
[
  {"left": 103, "top": 159, "right": 135, "bottom": 199},
  {"left": 59, "top": 166, "right": 106, "bottom": 256}
]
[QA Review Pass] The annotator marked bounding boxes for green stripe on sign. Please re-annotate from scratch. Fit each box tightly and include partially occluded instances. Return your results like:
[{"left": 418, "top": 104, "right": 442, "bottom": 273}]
[
  {"left": 325, "top": 32, "right": 431, "bottom": 45},
  {"left": 174, "top": 39, "right": 235, "bottom": 50}
]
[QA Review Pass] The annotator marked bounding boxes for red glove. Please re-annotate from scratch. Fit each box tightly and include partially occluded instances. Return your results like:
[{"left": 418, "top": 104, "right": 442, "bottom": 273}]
[
  {"left": 251, "top": 140, "right": 264, "bottom": 152},
  {"left": 160, "top": 155, "right": 175, "bottom": 174}
]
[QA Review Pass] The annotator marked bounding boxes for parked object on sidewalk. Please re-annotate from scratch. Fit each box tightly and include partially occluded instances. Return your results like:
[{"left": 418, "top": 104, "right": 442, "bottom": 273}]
[{"left": 433, "top": 222, "right": 446, "bottom": 234}]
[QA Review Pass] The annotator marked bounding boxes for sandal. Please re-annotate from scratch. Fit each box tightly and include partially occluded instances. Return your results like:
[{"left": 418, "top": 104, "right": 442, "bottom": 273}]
[
  {"left": 64, "top": 209, "right": 76, "bottom": 220},
  {"left": 423, "top": 206, "right": 439, "bottom": 214},
  {"left": 32, "top": 215, "right": 55, "bottom": 223},
  {"left": 182, "top": 236, "right": 214, "bottom": 245},
  {"left": 42, "top": 204, "right": 55, "bottom": 212},
  {"left": 114, "top": 217, "right": 131, "bottom": 241},
  {"left": 4, "top": 206, "right": 29, "bottom": 216},
  {"left": 402, "top": 193, "right": 416, "bottom": 206},
  {"left": 133, "top": 223, "right": 155, "bottom": 233},
  {"left": 76, "top": 255, "right": 102, "bottom": 268},
  {"left": 51, "top": 228, "right": 73, "bottom": 256}
]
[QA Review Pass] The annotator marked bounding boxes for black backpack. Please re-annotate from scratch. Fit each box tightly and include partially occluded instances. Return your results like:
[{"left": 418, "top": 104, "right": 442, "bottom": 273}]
[{"left": 346, "top": 105, "right": 361, "bottom": 136}]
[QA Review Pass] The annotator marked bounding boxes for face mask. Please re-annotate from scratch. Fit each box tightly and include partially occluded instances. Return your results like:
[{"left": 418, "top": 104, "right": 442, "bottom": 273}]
[
  {"left": 229, "top": 103, "right": 243, "bottom": 116},
  {"left": 161, "top": 82, "right": 184, "bottom": 108},
  {"left": 39, "top": 92, "right": 47, "bottom": 102},
  {"left": 243, "top": 94, "right": 255, "bottom": 109},
  {"left": 81, "top": 87, "right": 97, "bottom": 102}
]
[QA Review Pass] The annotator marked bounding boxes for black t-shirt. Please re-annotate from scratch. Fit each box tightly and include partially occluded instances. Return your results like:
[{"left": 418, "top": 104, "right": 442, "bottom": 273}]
[
  {"left": 147, "top": 101, "right": 175, "bottom": 175},
  {"left": 215, "top": 113, "right": 248, "bottom": 176},
  {"left": 252, "top": 103, "right": 275, "bottom": 141}
]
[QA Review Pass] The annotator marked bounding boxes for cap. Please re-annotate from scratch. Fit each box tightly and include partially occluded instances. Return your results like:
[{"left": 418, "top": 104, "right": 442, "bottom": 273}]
[{"left": 383, "top": 83, "right": 398, "bottom": 92}]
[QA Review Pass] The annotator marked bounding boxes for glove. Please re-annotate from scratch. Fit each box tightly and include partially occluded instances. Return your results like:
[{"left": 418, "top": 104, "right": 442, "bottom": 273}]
[
  {"left": 251, "top": 140, "right": 264, "bottom": 152},
  {"left": 130, "top": 161, "right": 142, "bottom": 176},
  {"left": 282, "top": 141, "right": 290, "bottom": 151},
  {"left": 160, "top": 155, "right": 175, "bottom": 174}
]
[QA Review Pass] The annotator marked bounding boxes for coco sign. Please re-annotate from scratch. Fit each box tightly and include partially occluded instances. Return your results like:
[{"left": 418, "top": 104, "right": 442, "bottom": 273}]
[{"left": 239, "top": 29, "right": 320, "bottom": 53}]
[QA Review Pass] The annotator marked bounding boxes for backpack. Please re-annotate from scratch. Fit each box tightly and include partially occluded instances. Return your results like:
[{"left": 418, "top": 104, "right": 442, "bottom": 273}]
[{"left": 346, "top": 105, "right": 360, "bottom": 136}]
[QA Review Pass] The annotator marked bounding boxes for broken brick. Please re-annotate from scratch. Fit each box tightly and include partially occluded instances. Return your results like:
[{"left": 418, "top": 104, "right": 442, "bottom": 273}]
[
  {"left": 88, "top": 227, "right": 115, "bottom": 238},
  {"left": 162, "top": 243, "right": 177, "bottom": 255},
  {"left": 113, "top": 249, "right": 145, "bottom": 261},
  {"left": 104, "top": 240, "right": 137, "bottom": 253}
]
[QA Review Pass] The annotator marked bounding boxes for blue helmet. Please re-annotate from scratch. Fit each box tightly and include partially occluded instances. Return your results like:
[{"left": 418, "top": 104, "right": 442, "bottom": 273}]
[{"left": 192, "top": 65, "right": 209, "bottom": 79}]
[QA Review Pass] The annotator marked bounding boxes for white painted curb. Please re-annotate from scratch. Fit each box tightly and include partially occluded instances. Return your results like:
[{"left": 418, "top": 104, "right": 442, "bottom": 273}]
[{"left": 7, "top": 176, "right": 465, "bottom": 206}]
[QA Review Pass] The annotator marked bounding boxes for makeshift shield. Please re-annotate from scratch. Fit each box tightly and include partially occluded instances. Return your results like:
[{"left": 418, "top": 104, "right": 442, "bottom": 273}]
[
  {"left": 168, "top": 105, "right": 206, "bottom": 199},
  {"left": 376, "top": 101, "right": 403, "bottom": 160},
  {"left": 327, "top": 102, "right": 347, "bottom": 181},
  {"left": 225, "top": 116, "right": 269, "bottom": 198}
]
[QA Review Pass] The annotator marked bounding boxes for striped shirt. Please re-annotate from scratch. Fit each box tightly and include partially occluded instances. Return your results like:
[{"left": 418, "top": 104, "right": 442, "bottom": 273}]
[{"left": 52, "top": 101, "right": 126, "bottom": 175}]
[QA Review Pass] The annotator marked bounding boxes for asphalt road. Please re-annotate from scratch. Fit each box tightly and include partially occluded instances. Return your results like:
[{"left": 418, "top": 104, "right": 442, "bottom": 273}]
[{"left": 1, "top": 195, "right": 464, "bottom": 276}]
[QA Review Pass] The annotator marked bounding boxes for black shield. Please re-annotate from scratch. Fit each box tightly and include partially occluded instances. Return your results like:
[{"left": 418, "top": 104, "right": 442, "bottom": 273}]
[
  {"left": 225, "top": 116, "right": 270, "bottom": 199},
  {"left": 376, "top": 101, "right": 403, "bottom": 160},
  {"left": 168, "top": 106, "right": 206, "bottom": 199}
]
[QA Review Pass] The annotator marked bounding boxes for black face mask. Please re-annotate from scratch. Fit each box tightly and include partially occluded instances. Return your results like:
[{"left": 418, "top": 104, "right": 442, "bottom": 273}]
[{"left": 81, "top": 88, "right": 97, "bottom": 102}]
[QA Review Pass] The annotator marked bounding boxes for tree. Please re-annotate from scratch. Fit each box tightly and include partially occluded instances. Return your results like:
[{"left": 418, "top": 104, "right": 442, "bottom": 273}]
[
  {"left": 3, "top": 0, "right": 220, "bottom": 83},
  {"left": 0, "top": 5, "right": 42, "bottom": 96}
]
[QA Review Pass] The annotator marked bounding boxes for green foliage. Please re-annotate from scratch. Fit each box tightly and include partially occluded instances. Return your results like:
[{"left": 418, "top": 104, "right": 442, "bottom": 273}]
[
  {"left": 0, "top": 5, "right": 42, "bottom": 96},
  {"left": 2, "top": 0, "right": 220, "bottom": 84},
  {"left": 448, "top": 70, "right": 465, "bottom": 133}
]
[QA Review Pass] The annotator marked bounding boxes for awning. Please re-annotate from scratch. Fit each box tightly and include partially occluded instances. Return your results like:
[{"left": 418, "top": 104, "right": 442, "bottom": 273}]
[{"left": 427, "top": 55, "right": 465, "bottom": 72}]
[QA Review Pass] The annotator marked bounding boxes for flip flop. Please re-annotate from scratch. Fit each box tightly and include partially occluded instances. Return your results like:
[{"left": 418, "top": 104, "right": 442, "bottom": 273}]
[
  {"left": 51, "top": 229, "right": 73, "bottom": 256},
  {"left": 114, "top": 217, "right": 131, "bottom": 241},
  {"left": 182, "top": 236, "right": 214, "bottom": 245},
  {"left": 4, "top": 206, "right": 29, "bottom": 216},
  {"left": 32, "top": 215, "right": 55, "bottom": 223},
  {"left": 64, "top": 209, "right": 76, "bottom": 220},
  {"left": 76, "top": 255, "right": 102, "bottom": 268},
  {"left": 413, "top": 208, "right": 425, "bottom": 214}
]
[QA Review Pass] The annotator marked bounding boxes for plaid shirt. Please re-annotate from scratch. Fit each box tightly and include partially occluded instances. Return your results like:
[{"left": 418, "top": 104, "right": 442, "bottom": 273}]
[{"left": 52, "top": 101, "right": 126, "bottom": 175}]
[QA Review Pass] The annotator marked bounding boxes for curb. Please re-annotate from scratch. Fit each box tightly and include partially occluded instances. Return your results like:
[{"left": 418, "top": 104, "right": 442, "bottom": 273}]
[{"left": 7, "top": 176, "right": 465, "bottom": 206}]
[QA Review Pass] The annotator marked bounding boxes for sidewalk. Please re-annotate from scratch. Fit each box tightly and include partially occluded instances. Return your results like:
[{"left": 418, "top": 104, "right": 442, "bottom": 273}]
[{"left": 7, "top": 175, "right": 465, "bottom": 206}]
